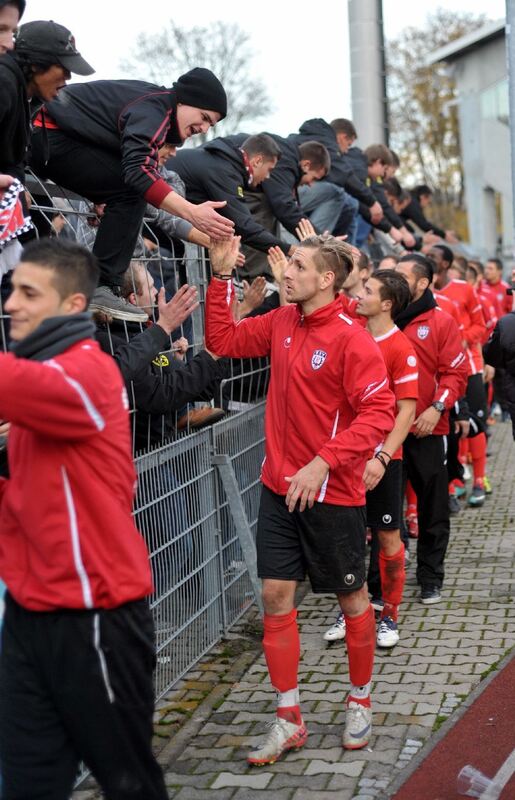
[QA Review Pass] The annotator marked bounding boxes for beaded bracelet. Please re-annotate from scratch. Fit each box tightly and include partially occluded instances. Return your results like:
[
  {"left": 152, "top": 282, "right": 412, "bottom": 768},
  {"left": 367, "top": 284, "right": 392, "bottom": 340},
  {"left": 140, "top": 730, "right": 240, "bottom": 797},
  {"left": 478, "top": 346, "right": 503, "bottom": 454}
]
[{"left": 212, "top": 272, "right": 233, "bottom": 281}]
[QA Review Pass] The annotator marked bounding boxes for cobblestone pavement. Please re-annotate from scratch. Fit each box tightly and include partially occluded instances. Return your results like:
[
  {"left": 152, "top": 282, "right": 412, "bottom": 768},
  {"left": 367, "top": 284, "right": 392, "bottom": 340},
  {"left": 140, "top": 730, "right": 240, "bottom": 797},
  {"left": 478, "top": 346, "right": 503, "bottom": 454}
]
[{"left": 74, "top": 423, "right": 515, "bottom": 799}]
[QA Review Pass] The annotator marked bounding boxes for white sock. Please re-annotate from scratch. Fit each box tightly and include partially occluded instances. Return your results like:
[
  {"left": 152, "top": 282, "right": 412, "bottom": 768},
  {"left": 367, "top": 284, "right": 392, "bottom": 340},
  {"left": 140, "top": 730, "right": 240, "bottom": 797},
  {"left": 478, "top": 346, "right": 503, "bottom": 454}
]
[
  {"left": 276, "top": 687, "right": 300, "bottom": 708},
  {"left": 349, "top": 681, "right": 371, "bottom": 701}
]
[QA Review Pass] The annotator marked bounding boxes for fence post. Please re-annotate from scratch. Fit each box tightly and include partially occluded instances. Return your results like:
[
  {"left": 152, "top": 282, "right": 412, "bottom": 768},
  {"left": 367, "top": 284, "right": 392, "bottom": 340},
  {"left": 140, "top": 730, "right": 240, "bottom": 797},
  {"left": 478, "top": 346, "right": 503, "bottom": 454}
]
[{"left": 212, "top": 454, "right": 263, "bottom": 615}]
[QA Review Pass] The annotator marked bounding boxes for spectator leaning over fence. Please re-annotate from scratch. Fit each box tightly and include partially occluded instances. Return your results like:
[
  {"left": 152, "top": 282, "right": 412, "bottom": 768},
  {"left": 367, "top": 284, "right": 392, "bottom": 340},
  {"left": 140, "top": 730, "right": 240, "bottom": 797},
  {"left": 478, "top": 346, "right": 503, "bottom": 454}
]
[
  {"left": 0, "top": 16, "right": 93, "bottom": 278},
  {"left": 205, "top": 234, "right": 395, "bottom": 762},
  {"left": 0, "top": 238, "right": 169, "bottom": 799},
  {"left": 29, "top": 66, "right": 234, "bottom": 322}
]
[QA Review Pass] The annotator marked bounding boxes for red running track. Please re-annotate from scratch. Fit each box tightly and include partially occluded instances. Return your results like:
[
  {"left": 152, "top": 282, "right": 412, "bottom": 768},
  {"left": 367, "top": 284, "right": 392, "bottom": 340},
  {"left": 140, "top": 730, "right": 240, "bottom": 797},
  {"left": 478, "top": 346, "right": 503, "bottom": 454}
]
[{"left": 391, "top": 654, "right": 515, "bottom": 800}]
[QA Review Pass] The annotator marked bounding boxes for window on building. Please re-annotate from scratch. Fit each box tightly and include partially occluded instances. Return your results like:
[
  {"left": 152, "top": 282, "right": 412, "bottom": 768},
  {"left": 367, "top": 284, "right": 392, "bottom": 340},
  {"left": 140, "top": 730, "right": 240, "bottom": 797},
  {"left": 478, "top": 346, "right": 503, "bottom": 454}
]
[{"left": 480, "top": 79, "right": 509, "bottom": 125}]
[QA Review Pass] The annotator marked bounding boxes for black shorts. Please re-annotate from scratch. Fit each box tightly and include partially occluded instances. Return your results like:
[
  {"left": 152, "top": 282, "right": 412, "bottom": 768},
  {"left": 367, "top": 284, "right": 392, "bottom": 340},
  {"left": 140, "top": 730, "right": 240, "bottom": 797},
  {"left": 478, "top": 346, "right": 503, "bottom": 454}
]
[
  {"left": 366, "top": 458, "right": 403, "bottom": 530},
  {"left": 466, "top": 373, "right": 488, "bottom": 433},
  {"left": 256, "top": 485, "right": 366, "bottom": 594}
]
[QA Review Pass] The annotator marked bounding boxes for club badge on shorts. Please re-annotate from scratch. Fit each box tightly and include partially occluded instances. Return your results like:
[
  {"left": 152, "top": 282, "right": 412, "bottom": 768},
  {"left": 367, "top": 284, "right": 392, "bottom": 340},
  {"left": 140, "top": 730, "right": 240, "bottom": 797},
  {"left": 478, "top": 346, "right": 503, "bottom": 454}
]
[
  {"left": 344, "top": 574, "right": 356, "bottom": 586},
  {"left": 417, "top": 325, "right": 430, "bottom": 340},
  {"left": 311, "top": 349, "right": 327, "bottom": 370}
]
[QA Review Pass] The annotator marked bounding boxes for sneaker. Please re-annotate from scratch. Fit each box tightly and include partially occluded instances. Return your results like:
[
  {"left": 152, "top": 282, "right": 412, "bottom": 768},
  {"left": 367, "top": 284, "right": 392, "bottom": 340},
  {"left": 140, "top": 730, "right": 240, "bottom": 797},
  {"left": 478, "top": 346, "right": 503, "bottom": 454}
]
[
  {"left": 89, "top": 285, "right": 148, "bottom": 322},
  {"left": 176, "top": 407, "right": 226, "bottom": 431},
  {"left": 491, "top": 402, "right": 502, "bottom": 418},
  {"left": 420, "top": 585, "right": 442, "bottom": 605},
  {"left": 323, "top": 612, "right": 346, "bottom": 642},
  {"left": 468, "top": 483, "right": 486, "bottom": 507},
  {"left": 454, "top": 483, "right": 466, "bottom": 499},
  {"left": 247, "top": 717, "right": 307, "bottom": 765},
  {"left": 371, "top": 597, "right": 384, "bottom": 613},
  {"left": 406, "top": 514, "right": 418, "bottom": 539},
  {"left": 377, "top": 616, "right": 399, "bottom": 648},
  {"left": 342, "top": 701, "right": 372, "bottom": 750},
  {"left": 483, "top": 476, "right": 492, "bottom": 495},
  {"left": 448, "top": 494, "right": 461, "bottom": 515}
]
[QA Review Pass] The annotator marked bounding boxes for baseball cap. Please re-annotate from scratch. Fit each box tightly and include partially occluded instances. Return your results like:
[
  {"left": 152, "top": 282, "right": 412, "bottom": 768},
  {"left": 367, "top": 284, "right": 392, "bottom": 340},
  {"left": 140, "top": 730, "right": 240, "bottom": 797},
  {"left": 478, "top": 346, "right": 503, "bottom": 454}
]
[{"left": 15, "top": 20, "right": 94, "bottom": 76}]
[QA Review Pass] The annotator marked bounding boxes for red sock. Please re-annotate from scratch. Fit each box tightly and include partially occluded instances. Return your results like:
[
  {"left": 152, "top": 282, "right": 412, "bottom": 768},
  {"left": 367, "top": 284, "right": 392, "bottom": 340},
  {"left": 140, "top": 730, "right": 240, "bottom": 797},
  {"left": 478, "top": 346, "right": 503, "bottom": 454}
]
[
  {"left": 379, "top": 545, "right": 405, "bottom": 622},
  {"left": 344, "top": 605, "right": 375, "bottom": 703},
  {"left": 459, "top": 437, "right": 469, "bottom": 465},
  {"left": 469, "top": 432, "right": 487, "bottom": 482},
  {"left": 263, "top": 610, "right": 301, "bottom": 724}
]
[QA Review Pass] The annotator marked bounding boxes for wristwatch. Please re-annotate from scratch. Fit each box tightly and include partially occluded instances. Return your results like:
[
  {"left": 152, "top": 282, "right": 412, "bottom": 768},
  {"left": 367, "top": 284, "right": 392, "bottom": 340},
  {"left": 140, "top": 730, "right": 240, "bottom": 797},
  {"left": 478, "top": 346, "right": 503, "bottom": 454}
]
[{"left": 432, "top": 401, "right": 445, "bottom": 413}]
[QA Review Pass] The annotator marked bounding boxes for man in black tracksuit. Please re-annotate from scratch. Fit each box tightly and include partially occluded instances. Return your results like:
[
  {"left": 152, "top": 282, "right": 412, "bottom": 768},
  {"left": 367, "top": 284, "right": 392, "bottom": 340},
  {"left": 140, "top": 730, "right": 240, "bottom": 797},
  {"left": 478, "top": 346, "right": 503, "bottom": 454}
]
[
  {"left": 169, "top": 133, "right": 295, "bottom": 274},
  {"left": 29, "top": 68, "right": 233, "bottom": 321},
  {"left": 222, "top": 132, "right": 330, "bottom": 279}
]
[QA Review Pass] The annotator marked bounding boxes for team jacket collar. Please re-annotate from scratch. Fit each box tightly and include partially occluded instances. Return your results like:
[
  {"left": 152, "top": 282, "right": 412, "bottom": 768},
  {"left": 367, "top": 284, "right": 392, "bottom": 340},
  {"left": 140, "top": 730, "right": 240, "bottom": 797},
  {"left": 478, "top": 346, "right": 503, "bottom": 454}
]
[
  {"left": 296, "top": 295, "right": 344, "bottom": 327},
  {"left": 395, "top": 288, "right": 436, "bottom": 330}
]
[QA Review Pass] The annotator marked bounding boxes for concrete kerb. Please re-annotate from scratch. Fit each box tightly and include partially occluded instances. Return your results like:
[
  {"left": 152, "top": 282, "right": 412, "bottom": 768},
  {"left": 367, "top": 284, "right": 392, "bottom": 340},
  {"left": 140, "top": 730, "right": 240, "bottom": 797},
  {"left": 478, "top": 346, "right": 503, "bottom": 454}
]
[{"left": 380, "top": 647, "right": 515, "bottom": 800}]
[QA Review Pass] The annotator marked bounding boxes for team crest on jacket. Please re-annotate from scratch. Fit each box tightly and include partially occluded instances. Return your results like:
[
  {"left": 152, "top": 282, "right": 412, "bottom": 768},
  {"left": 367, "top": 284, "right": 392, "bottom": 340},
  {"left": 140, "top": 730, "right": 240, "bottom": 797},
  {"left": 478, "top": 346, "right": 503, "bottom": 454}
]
[
  {"left": 311, "top": 349, "right": 327, "bottom": 370},
  {"left": 417, "top": 325, "right": 430, "bottom": 340}
]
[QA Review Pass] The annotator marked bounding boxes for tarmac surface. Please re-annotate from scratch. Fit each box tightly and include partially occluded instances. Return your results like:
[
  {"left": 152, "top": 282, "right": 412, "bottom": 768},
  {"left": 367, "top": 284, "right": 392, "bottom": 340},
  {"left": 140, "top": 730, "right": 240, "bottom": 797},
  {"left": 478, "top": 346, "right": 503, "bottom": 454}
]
[{"left": 74, "top": 421, "right": 515, "bottom": 800}]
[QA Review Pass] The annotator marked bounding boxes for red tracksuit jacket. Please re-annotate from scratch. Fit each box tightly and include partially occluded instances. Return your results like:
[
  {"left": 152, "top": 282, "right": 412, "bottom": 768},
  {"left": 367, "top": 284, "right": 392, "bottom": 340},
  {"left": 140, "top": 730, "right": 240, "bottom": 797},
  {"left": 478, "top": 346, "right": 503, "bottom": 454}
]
[
  {"left": 206, "top": 281, "right": 396, "bottom": 505},
  {"left": 0, "top": 339, "right": 153, "bottom": 611},
  {"left": 400, "top": 306, "right": 468, "bottom": 435}
]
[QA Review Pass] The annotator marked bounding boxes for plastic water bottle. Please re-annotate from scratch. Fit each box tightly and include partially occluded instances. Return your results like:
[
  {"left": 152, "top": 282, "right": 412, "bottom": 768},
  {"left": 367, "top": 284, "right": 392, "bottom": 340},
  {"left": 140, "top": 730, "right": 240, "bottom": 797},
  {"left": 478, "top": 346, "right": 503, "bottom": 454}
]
[{"left": 457, "top": 765, "right": 500, "bottom": 798}]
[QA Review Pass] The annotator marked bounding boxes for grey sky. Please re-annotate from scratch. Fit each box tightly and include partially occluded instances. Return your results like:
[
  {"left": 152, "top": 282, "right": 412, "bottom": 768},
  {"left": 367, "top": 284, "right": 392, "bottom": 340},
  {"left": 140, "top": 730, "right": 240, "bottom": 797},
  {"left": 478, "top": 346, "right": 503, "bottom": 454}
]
[{"left": 22, "top": 0, "right": 505, "bottom": 136}]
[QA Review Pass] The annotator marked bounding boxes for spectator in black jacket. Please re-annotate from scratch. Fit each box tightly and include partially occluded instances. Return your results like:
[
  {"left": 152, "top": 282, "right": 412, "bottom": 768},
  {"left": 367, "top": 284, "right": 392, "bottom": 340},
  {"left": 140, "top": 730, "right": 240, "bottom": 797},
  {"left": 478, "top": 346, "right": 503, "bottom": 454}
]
[
  {"left": 30, "top": 68, "right": 234, "bottom": 322},
  {"left": 293, "top": 118, "right": 383, "bottom": 243},
  {"left": 169, "top": 133, "right": 298, "bottom": 271},
  {"left": 401, "top": 185, "right": 458, "bottom": 244},
  {"left": 0, "top": 0, "right": 23, "bottom": 54},
  {"left": 0, "top": 17, "right": 93, "bottom": 278},
  {"left": 224, "top": 134, "right": 330, "bottom": 280}
]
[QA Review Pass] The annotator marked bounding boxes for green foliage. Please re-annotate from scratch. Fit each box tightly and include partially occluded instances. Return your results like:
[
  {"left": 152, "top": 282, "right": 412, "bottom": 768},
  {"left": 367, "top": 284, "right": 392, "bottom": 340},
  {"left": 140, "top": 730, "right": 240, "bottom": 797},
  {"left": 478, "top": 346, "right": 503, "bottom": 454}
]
[
  {"left": 387, "top": 8, "right": 487, "bottom": 216},
  {"left": 121, "top": 20, "right": 272, "bottom": 138}
]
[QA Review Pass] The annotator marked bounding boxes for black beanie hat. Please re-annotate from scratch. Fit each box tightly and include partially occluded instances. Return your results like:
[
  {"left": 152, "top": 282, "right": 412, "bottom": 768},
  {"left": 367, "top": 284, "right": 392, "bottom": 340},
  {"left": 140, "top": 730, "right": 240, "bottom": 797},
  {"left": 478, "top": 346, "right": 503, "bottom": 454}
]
[
  {"left": 0, "top": 0, "right": 25, "bottom": 17},
  {"left": 174, "top": 67, "right": 227, "bottom": 120}
]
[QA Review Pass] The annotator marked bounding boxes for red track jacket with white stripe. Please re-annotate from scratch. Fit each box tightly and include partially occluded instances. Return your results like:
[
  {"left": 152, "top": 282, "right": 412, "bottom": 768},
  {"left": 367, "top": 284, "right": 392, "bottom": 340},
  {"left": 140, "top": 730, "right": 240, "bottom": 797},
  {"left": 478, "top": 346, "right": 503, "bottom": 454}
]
[
  {"left": 206, "top": 280, "right": 396, "bottom": 506},
  {"left": 0, "top": 339, "right": 153, "bottom": 612},
  {"left": 400, "top": 306, "right": 468, "bottom": 436}
]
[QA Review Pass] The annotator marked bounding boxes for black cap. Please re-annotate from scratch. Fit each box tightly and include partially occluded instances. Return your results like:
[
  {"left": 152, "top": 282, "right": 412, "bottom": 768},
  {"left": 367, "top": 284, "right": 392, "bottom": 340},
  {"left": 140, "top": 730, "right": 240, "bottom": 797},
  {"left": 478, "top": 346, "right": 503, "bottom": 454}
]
[
  {"left": 0, "top": 0, "right": 25, "bottom": 18},
  {"left": 15, "top": 20, "right": 94, "bottom": 75},
  {"left": 174, "top": 67, "right": 227, "bottom": 119}
]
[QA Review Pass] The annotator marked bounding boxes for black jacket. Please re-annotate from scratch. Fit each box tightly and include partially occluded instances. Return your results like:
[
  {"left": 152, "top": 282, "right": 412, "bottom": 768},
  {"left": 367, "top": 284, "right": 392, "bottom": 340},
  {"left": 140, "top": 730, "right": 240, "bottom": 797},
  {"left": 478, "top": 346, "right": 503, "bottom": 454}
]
[
  {"left": 484, "top": 312, "right": 515, "bottom": 438},
  {"left": 169, "top": 137, "right": 289, "bottom": 255},
  {"left": 42, "top": 80, "right": 180, "bottom": 205},
  {"left": 401, "top": 197, "right": 446, "bottom": 239},
  {"left": 295, "top": 119, "right": 376, "bottom": 207},
  {"left": 96, "top": 322, "right": 226, "bottom": 450},
  {"left": 226, "top": 132, "right": 307, "bottom": 235},
  {"left": 0, "top": 53, "right": 31, "bottom": 182}
]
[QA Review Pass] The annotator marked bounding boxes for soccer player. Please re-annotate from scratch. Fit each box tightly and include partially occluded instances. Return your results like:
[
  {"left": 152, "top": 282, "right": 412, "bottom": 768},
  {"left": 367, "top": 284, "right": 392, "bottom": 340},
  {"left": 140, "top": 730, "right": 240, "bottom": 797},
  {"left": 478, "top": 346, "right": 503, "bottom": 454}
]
[
  {"left": 431, "top": 245, "right": 489, "bottom": 506},
  {"left": 395, "top": 254, "right": 468, "bottom": 604},
  {"left": 324, "top": 270, "right": 418, "bottom": 648},
  {"left": 0, "top": 239, "right": 168, "bottom": 799},
  {"left": 205, "top": 234, "right": 395, "bottom": 761}
]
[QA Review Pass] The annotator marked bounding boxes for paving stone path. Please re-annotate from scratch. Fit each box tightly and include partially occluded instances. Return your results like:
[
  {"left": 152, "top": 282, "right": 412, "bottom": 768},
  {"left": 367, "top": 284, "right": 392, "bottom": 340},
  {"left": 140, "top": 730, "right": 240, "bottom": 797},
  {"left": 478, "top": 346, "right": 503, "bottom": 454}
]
[{"left": 74, "top": 422, "right": 515, "bottom": 799}]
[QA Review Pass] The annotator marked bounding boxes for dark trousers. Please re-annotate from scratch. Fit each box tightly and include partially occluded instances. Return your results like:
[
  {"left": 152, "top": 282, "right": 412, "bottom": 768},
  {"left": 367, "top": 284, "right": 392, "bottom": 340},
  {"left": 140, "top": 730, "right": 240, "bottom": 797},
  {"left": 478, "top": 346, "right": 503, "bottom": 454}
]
[
  {"left": 30, "top": 129, "right": 147, "bottom": 288},
  {"left": 0, "top": 594, "right": 168, "bottom": 800},
  {"left": 403, "top": 433, "right": 450, "bottom": 588}
]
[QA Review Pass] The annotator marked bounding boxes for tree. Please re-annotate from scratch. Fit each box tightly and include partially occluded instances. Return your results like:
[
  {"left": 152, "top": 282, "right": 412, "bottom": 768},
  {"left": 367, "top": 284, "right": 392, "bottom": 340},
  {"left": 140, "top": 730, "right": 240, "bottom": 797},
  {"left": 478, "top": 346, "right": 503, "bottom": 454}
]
[
  {"left": 386, "top": 9, "right": 487, "bottom": 232},
  {"left": 121, "top": 20, "right": 272, "bottom": 139}
]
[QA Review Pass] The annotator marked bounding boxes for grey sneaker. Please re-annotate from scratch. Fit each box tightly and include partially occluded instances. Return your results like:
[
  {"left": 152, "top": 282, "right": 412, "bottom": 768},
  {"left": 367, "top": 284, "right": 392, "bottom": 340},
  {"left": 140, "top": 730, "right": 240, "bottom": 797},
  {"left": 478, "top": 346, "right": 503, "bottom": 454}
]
[
  {"left": 90, "top": 285, "right": 148, "bottom": 322},
  {"left": 247, "top": 717, "right": 307, "bottom": 765},
  {"left": 323, "top": 611, "right": 346, "bottom": 642},
  {"left": 343, "top": 701, "right": 372, "bottom": 750}
]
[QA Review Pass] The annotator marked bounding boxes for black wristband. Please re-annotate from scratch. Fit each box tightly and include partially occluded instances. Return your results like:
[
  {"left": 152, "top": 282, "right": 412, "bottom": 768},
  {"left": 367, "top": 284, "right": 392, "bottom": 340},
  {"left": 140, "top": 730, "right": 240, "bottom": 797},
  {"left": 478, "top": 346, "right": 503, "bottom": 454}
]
[
  {"left": 378, "top": 450, "right": 392, "bottom": 462},
  {"left": 374, "top": 453, "right": 388, "bottom": 470},
  {"left": 212, "top": 272, "right": 233, "bottom": 281}
]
